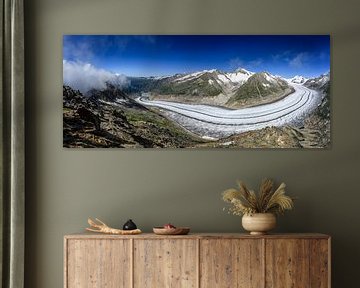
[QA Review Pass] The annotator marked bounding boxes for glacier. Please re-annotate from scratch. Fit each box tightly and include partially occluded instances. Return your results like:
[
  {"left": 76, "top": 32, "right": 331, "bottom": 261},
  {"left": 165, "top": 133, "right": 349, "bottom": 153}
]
[{"left": 135, "top": 84, "right": 321, "bottom": 139}]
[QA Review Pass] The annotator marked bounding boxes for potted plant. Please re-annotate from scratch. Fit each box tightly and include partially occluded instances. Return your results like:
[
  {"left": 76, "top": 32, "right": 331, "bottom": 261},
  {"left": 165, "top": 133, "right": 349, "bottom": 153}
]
[{"left": 222, "top": 179, "right": 294, "bottom": 235}]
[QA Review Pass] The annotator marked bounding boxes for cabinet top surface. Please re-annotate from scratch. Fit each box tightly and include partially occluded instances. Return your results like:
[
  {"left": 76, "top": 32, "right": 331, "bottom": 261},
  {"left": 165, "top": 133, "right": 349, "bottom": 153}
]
[{"left": 64, "top": 232, "right": 330, "bottom": 240}]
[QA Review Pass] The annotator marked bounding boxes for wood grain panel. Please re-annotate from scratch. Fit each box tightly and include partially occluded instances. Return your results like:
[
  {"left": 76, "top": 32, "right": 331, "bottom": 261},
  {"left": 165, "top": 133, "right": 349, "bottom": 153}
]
[
  {"left": 133, "top": 239, "right": 197, "bottom": 288},
  {"left": 64, "top": 234, "right": 330, "bottom": 288},
  {"left": 265, "top": 239, "right": 310, "bottom": 288},
  {"left": 310, "top": 239, "right": 330, "bottom": 288},
  {"left": 200, "top": 239, "right": 264, "bottom": 288},
  {"left": 66, "top": 239, "right": 131, "bottom": 288}
]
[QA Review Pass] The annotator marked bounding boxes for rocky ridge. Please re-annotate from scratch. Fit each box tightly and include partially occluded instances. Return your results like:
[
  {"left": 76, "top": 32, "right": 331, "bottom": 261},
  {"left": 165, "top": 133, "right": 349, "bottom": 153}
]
[{"left": 63, "top": 85, "right": 204, "bottom": 148}]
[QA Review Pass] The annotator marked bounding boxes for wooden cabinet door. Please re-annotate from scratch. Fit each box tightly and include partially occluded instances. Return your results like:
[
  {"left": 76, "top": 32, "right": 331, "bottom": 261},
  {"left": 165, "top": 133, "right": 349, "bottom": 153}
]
[
  {"left": 266, "top": 239, "right": 310, "bottom": 288},
  {"left": 200, "top": 239, "right": 264, "bottom": 288},
  {"left": 65, "top": 239, "right": 131, "bottom": 288},
  {"left": 133, "top": 239, "right": 198, "bottom": 288},
  {"left": 265, "top": 239, "right": 329, "bottom": 288}
]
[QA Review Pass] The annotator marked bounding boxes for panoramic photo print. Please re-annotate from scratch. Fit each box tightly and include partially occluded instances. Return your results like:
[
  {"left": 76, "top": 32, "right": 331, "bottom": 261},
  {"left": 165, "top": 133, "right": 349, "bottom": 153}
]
[{"left": 63, "top": 35, "right": 330, "bottom": 148}]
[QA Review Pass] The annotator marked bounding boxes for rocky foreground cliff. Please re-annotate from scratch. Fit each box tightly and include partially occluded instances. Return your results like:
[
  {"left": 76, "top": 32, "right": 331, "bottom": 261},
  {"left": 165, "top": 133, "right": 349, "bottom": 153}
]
[{"left": 63, "top": 85, "right": 205, "bottom": 148}]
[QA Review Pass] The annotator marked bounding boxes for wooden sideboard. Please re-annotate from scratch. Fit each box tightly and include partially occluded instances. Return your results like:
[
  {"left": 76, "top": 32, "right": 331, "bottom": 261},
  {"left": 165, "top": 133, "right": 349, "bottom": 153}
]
[{"left": 64, "top": 233, "right": 330, "bottom": 288}]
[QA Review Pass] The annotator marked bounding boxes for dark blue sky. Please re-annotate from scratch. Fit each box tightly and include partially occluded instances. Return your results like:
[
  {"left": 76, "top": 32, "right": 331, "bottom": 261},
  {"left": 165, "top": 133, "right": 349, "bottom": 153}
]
[{"left": 63, "top": 35, "right": 330, "bottom": 78}]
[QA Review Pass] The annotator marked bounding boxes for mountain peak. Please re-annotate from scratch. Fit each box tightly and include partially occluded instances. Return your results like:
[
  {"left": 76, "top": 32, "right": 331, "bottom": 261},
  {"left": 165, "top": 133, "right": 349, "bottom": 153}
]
[
  {"left": 203, "top": 69, "right": 217, "bottom": 73},
  {"left": 303, "top": 72, "right": 330, "bottom": 90},
  {"left": 322, "top": 71, "right": 330, "bottom": 78},
  {"left": 235, "top": 68, "right": 254, "bottom": 75},
  {"left": 287, "top": 75, "right": 308, "bottom": 84},
  {"left": 254, "top": 71, "right": 280, "bottom": 84}
]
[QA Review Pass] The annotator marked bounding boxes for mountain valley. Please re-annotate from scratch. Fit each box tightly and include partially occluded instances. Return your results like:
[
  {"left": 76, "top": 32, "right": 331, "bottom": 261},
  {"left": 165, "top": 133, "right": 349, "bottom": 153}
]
[{"left": 63, "top": 68, "right": 330, "bottom": 148}]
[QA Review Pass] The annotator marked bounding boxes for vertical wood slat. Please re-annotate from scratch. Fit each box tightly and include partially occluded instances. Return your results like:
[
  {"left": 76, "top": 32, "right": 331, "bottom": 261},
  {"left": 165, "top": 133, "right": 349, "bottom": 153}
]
[
  {"left": 309, "top": 239, "right": 329, "bottom": 288},
  {"left": 64, "top": 238, "right": 67, "bottom": 288},
  {"left": 262, "top": 239, "right": 266, "bottom": 288},
  {"left": 328, "top": 238, "right": 332, "bottom": 288},
  {"left": 133, "top": 239, "right": 198, "bottom": 288},
  {"left": 200, "top": 239, "right": 264, "bottom": 288},
  {"left": 130, "top": 238, "right": 134, "bottom": 288},
  {"left": 196, "top": 238, "right": 200, "bottom": 288},
  {"left": 328, "top": 238, "right": 331, "bottom": 288}
]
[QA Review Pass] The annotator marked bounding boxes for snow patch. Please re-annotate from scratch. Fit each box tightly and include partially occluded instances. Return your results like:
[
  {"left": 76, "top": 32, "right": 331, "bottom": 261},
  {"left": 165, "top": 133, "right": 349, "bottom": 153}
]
[
  {"left": 174, "top": 71, "right": 204, "bottom": 82},
  {"left": 217, "top": 74, "right": 230, "bottom": 83},
  {"left": 202, "top": 136, "right": 218, "bottom": 141},
  {"left": 264, "top": 73, "right": 276, "bottom": 83},
  {"left": 221, "top": 141, "right": 235, "bottom": 146},
  {"left": 152, "top": 75, "right": 171, "bottom": 80},
  {"left": 226, "top": 71, "right": 251, "bottom": 84}
]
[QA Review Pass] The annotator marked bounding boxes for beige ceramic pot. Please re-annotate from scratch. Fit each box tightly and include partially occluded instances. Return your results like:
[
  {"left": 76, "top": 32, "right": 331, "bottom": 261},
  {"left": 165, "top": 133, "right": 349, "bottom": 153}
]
[{"left": 242, "top": 213, "right": 276, "bottom": 235}]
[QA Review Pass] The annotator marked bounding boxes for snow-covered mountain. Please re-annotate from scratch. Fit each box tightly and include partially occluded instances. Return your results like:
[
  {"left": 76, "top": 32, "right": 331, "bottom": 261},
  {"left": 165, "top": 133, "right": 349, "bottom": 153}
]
[
  {"left": 174, "top": 69, "right": 218, "bottom": 83},
  {"left": 105, "top": 68, "right": 330, "bottom": 107},
  {"left": 304, "top": 72, "right": 330, "bottom": 90},
  {"left": 173, "top": 68, "right": 253, "bottom": 88},
  {"left": 285, "top": 73, "right": 330, "bottom": 89},
  {"left": 163, "top": 69, "right": 288, "bottom": 98},
  {"left": 123, "top": 68, "right": 257, "bottom": 97},
  {"left": 227, "top": 72, "right": 290, "bottom": 105},
  {"left": 120, "top": 68, "right": 294, "bottom": 102},
  {"left": 287, "top": 75, "right": 308, "bottom": 84},
  {"left": 217, "top": 68, "right": 254, "bottom": 86}
]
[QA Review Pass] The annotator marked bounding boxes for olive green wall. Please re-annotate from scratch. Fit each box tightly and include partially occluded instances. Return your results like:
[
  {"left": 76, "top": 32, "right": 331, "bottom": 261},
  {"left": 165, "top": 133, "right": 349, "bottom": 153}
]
[{"left": 25, "top": 0, "right": 360, "bottom": 287}]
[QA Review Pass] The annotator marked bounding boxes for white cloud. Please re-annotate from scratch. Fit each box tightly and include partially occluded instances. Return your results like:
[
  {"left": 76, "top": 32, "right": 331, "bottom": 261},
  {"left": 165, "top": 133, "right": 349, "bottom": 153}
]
[
  {"left": 63, "top": 37, "right": 95, "bottom": 62},
  {"left": 289, "top": 52, "right": 309, "bottom": 68},
  {"left": 248, "top": 58, "right": 263, "bottom": 67},
  {"left": 229, "top": 57, "right": 263, "bottom": 71},
  {"left": 272, "top": 50, "right": 291, "bottom": 62},
  {"left": 229, "top": 57, "right": 244, "bottom": 69},
  {"left": 63, "top": 60, "right": 129, "bottom": 93}
]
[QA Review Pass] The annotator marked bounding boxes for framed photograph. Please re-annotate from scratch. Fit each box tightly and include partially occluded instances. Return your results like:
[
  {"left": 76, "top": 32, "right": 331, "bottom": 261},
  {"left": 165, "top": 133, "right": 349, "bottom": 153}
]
[{"left": 63, "top": 35, "right": 330, "bottom": 148}]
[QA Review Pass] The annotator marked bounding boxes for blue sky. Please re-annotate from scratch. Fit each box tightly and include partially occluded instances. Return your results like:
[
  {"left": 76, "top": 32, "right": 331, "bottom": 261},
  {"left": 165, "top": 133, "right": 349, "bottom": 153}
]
[{"left": 63, "top": 35, "right": 330, "bottom": 78}]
